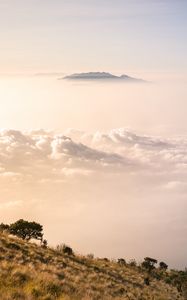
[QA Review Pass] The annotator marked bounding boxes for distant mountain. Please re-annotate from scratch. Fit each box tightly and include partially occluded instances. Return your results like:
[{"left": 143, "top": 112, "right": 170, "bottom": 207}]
[{"left": 61, "top": 72, "right": 145, "bottom": 82}]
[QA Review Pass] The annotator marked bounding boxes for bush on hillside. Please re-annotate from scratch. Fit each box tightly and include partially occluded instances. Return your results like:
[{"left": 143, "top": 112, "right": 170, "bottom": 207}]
[
  {"left": 118, "top": 258, "right": 126, "bottom": 266},
  {"left": 56, "top": 244, "right": 74, "bottom": 255},
  {"left": 0, "top": 223, "right": 10, "bottom": 231},
  {"left": 128, "top": 259, "right": 137, "bottom": 267},
  {"left": 159, "top": 261, "right": 168, "bottom": 270},
  {"left": 142, "top": 257, "right": 158, "bottom": 272}
]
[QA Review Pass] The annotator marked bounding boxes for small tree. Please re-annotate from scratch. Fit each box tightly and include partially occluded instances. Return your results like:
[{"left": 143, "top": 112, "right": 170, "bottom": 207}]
[
  {"left": 142, "top": 257, "right": 158, "bottom": 272},
  {"left": 159, "top": 261, "right": 168, "bottom": 270},
  {"left": 9, "top": 219, "right": 43, "bottom": 241}
]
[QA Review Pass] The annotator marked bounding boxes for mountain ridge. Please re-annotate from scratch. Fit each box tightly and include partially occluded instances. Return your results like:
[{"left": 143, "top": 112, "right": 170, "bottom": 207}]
[{"left": 61, "top": 72, "right": 146, "bottom": 82}]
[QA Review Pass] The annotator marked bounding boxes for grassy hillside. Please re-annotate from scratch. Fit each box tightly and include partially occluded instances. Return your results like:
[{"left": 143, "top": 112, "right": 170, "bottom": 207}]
[{"left": 0, "top": 232, "right": 185, "bottom": 300}]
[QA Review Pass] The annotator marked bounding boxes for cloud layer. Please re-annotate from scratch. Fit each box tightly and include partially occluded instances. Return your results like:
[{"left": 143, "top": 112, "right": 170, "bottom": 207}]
[{"left": 0, "top": 128, "right": 186, "bottom": 181}]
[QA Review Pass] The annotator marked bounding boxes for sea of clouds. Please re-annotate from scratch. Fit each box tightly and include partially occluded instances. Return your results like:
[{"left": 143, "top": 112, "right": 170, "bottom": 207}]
[{"left": 0, "top": 127, "right": 186, "bottom": 191}]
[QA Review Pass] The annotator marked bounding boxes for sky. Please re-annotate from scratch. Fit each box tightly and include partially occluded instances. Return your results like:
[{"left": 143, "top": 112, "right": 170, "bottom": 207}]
[
  {"left": 0, "top": 0, "right": 187, "bottom": 269},
  {"left": 0, "top": 0, "right": 187, "bottom": 74}
]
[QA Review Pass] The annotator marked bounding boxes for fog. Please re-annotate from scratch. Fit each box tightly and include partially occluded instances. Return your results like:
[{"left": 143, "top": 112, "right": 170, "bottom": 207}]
[{"left": 0, "top": 75, "right": 187, "bottom": 135}]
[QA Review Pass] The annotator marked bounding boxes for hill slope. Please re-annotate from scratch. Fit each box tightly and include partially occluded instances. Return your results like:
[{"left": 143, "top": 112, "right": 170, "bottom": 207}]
[{"left": 0, "top": 232, "right": 185, "bottom": 300}]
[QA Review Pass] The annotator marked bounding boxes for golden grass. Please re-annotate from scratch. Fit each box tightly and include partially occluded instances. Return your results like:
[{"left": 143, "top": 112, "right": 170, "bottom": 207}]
[{"left": 0, "top": 232, "right": 185, "bottom": 300}]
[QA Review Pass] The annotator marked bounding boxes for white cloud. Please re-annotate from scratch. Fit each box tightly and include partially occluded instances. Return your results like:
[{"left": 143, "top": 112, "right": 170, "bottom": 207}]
[{"left": 0, "top": 128, "right": 186, "bottom": 183}]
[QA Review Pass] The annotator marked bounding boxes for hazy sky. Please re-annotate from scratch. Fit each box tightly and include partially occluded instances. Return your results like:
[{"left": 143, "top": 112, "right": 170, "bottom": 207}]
[
  {"left": 0, "top": 1, "right": 187, "bottom": 269},
  {"left": 0, "top": 0, "right": 187, "bottom": 74}
]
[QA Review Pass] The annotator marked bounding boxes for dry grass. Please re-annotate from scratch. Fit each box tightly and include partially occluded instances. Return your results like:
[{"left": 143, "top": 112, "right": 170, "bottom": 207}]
[{"left": 0, "top": 232, "right": 185, "bottom": 300}]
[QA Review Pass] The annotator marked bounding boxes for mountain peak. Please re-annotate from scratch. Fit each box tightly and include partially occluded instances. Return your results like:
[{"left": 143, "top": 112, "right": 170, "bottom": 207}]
[{"left": 61, "top": 72, "right": 145, "bottom": 82}]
